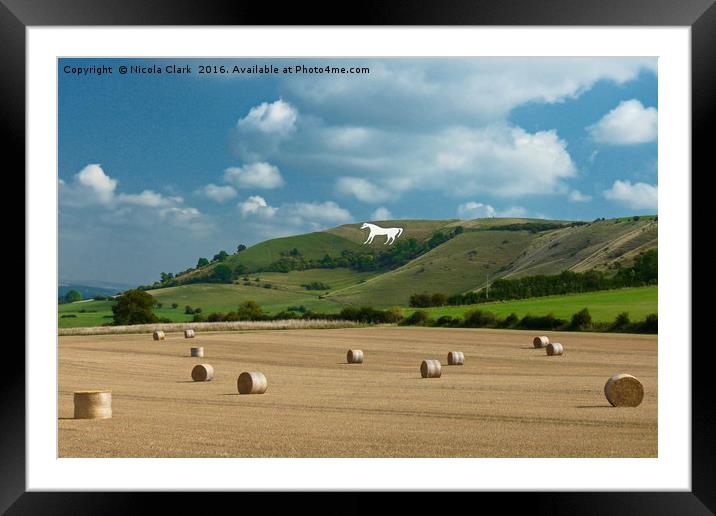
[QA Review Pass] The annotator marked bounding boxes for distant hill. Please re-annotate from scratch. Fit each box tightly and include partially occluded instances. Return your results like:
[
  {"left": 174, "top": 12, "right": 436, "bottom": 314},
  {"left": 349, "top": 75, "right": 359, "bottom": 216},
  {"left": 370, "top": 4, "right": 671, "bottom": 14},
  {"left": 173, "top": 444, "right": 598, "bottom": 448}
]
[
  {"left": 58, "top": 280, "right": 132, "bottom": 300},
  {"left": 154, "top": 216, "right": 658, "bottom": 308}
]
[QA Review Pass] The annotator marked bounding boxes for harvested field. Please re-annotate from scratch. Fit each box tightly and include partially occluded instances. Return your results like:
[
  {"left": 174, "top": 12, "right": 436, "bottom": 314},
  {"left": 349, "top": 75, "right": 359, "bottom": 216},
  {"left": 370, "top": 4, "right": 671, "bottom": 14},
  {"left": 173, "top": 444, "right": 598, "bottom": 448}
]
[{"left": 58, "top": 327, "right": 657, "bottom": 458}]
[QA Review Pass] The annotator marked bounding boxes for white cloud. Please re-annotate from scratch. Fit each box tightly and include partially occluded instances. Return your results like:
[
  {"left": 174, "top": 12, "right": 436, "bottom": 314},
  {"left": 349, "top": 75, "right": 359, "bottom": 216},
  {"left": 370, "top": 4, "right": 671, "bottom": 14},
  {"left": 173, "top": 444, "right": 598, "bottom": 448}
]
[
  {"left": 287, "top": 58, "right": 656, "bottom": 127},
  {"left": 238, "top": 197, "right": 352, "bottom": 232},
  {"left": 457, "top": 202, "right": 497, "bottom": 219},
  {"left": 117, "top": 190, "right": 182, "bottom": 208},
  {"left": 224, "top": 162, "right": 284, "bottom": 189},
  {"left": 568, "top": 190, "right": 592, "bottom": 202},
  {"left": 198, "top": 183, "right": 237, "bottom": 203},
  {"left": 237, "top": 99, "right": 298, "bottom": 136},
  {"left": 499, "top": 206, "right": 530, "bottom": 218},
  {"left": 284, "top": 201, "right": 352, "bottom": 226},
  {"left": 588, "top": 99, "right": 657, "bottom": 145},
  {"left": 160, "top": 206, "right": 202, "bottom": 223},
  {"left": 60, "top": 164, "right": 208, "bottom": 231},
  {"left": 238, "top": 195, "right": 278, "bottom": 218},
  {"left": 431, "top": 125, "right": 576, "bottom": 198},
  {"left": 603, "top": 180, "right": 658, "bottom": 210},
  {"left": 370, "top": 207, "right": 393, "bottom": 220},
  {"left": 73, "top": 164, "right": 117, "bottom": 204},
  {"left": 335, "top": 177, "right": 394, "bottom": 203}
]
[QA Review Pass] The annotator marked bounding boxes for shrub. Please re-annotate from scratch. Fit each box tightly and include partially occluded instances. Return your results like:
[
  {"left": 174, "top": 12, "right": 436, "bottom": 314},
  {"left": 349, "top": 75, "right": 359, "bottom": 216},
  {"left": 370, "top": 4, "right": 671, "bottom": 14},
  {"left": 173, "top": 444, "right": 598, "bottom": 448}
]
[
  {"left": 60, "top": 314, "right": 77, "bottom": 318},
  {"left": 436, "top": 315, "right": 456, "bottom": 326},
  {"left": 569, "top": 308, "right": 593, "bottom": 330},
  {"left": 171, "top": 303, "right": 178, "bottom": 309},
  {"left": 463, "top": 310, "right": 498, "bottom": 328},
  {"left": 237, "top": 300, "right": 263, "bottom": 320},
  {"left": 430, "top": 293, "right": 448, "bottom": 307},
  {"left": 302, "top": 281, "right": 331, "bottom": 290},
  {"left": 612, "top": 312, "right": 631, "bottom": 330},
  {"left": 518, "top": 313, "right": 565, "bottom": 330},
  {"left": 641, "top": 313, "right": 658, "bottom": 333},
  {"left": 502, "top": 312, "right": 519, "bottom": 328},
  {"left": 64, "top": 290, "right": 82, "bottom": 303},
  {"left": 212, "top": 263, "right": 233, "bottom": 283},
  {"left": 384, "top": 307, "right": 404, "bottom": 323},
  {"left": 402, "top": 310, "right": 430, "bottom": 325},
  {"left": 185, "top": 305, "right": 194, "bottom": 314}
]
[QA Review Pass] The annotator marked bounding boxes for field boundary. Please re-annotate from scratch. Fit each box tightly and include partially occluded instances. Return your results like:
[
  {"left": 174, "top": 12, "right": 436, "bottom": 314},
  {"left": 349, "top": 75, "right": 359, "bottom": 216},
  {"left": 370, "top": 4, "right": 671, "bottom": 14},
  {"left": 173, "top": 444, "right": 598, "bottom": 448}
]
[{"left": 58, "top": 319, "right": 361, "bottom": 336}]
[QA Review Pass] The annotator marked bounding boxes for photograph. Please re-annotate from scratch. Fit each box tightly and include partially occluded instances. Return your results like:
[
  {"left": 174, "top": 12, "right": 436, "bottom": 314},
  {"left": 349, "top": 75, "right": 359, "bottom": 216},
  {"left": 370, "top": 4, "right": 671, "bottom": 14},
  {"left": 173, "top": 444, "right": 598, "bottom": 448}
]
[{"left": 57, "top": 56, "right": 659, "bottom": 459}]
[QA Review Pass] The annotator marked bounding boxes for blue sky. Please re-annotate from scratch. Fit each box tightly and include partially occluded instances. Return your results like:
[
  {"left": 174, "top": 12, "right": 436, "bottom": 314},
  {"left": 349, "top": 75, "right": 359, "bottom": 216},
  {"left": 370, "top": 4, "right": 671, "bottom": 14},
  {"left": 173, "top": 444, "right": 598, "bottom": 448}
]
[{"left": 59, "top": 58, "right": 658, "bottom": 285}]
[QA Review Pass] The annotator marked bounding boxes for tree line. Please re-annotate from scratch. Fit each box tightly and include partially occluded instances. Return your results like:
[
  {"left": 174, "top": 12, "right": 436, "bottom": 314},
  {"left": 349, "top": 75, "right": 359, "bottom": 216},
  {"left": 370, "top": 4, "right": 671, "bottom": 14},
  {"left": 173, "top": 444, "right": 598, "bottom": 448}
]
[
  {"left": 106, "top": 289, "right": 656, "bottom": 334},
  {"left": 409, "top": 249, "right": 657, "bottom": 308}
]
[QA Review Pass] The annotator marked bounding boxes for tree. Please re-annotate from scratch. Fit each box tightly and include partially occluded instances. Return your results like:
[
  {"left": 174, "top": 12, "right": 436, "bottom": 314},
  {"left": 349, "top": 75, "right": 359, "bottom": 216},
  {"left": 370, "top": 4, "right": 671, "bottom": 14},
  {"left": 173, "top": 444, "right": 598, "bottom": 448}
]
[
  {"left": 236, "top": 244, "right": 247, "bottom": 253},
  {"left": 213, "top": 250, "right": 229, "bottom": 262},
  {"left": 64, "top": 289, "right": 82, "bottom": 303},
  {"left": 212, "top": 263, "right": 233, "bottom": 283},
  {"left": 237, "top": 300, "right": 263, "bottom": 320},
  {"left": 171, "top": 303, "right": 179, "bottom": 309},
  {"left": 197, "top": 257, "right": 209, "bottom": 268},
  {"left": 111, "top": 289, "right": 159, "bottom": 325}
]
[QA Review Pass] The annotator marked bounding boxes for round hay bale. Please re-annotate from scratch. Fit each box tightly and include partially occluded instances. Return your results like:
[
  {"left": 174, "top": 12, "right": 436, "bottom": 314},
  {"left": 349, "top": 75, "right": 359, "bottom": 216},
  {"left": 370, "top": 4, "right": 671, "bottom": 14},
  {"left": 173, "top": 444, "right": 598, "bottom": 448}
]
[
  {"left": 191, "top": 363, "right": 214, "bottom": 382},
  {"left": 237, "top": 372, "right": 268, "bottom": 394},
  {"left": 153, "top": 330, "right": 165, "bottom": 341},
  {"left": 184, "top": 329, "right": 195, "bottom": 338},
  {"left": 346, "top": 349, "right": 364, "bottom": 364},
  {"left": 447, "top": 351, "right": 464, "bottom": 365},
  {"left": 546, "top": 343, "right": 564, "bottom": 356},
  {"left": 604, "top": 373, "right": 644, "bottom": 407},
  {"left": 420, "top": 360, "right": 442, "bottom": 378},
  {"left": 533, "top": 336, "right": 549, "bottom": 348},
  {"left": 190, "top": 346, "right": 204, "bottom": 358},
  {"left": 73, "top": 390, "right": 112, "bottom": 419}
]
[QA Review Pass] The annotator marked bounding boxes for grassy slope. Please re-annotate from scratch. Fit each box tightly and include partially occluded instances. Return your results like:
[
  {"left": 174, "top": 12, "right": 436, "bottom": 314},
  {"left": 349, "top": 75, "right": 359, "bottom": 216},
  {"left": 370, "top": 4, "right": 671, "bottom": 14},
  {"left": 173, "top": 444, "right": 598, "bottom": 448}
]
[
  {"left": 59, "top": 268, "right": 375, "bottom": 328},
  {"left": 326, "top": 229, "right": 535, "bottom": 308},
  {"left": 59, "top": 217, "right": 659, "bottom": 328},
  {"left": 503, "top": 218, "right": 658, "bottom": 278},
  {"left": 415, "top": 286, "right": 657, "bottom": 323}
]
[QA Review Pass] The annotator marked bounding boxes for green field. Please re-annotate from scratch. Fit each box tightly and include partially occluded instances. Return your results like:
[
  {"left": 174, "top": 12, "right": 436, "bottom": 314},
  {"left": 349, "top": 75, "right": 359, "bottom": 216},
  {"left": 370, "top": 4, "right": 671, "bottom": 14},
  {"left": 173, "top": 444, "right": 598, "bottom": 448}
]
[
  {"left": 59, "top": 217, "right": 659, "bottom": 328},
  {"left": 415, "top": 286, "right": 657, "bottom": 323},
  {"left": 58, "top": 269, "right": 376, "bottom": 328}
]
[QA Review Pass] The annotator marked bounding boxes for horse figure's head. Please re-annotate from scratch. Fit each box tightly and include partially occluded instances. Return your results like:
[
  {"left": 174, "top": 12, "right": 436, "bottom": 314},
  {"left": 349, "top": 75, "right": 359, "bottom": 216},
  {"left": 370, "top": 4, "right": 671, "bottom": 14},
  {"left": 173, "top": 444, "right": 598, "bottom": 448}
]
[{"left": 360, "top": 223, "right": 370, "bottom": 230}]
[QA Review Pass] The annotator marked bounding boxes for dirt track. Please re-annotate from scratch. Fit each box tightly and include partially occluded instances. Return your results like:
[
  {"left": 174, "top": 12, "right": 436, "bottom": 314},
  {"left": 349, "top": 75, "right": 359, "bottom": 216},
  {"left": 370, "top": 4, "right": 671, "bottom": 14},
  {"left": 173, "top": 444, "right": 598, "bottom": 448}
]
[{"left": 58, "top": 327, "right": 657, "bottom": 457}]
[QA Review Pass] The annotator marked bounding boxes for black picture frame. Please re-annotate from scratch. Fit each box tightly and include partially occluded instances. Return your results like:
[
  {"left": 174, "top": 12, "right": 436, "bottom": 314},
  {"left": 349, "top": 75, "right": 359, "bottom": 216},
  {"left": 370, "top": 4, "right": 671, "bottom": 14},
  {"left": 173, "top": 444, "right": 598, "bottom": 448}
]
[{"left": 6, "top": 0, "right": 711, "bottom": 513}]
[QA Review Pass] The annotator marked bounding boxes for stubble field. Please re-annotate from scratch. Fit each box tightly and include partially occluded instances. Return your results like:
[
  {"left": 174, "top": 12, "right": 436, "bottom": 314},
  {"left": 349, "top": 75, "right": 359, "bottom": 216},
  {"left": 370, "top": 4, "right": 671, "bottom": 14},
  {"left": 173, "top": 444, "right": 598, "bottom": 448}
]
[{"left": 58, "top": 327, "right": 657, "bottom": 457}]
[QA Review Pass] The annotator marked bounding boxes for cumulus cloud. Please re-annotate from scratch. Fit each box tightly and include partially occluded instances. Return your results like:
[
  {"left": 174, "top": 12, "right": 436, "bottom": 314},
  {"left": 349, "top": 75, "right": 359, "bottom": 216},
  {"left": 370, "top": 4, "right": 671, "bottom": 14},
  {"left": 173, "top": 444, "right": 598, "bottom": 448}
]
[
  {"left": 238, "top": 196, "right": 352, "bottom": 232},
  {"left": 431, "top": 125, "right": 576, "bottom": 198},
  {"left": 224, "top": 162, "right": 284, "bottom": 189},
  {"left": 335, "top": 177, "right": 394, "bottom": 203},
  {"left": 234, "top": 99, "right": 298, "bottom": 161},
  {"left": 457, "top": 202, "right": 496, "bottom": 219},
  {"left": 72, "top": 163, "right": 117, "bottom": 204},
  {"left": 370, "top": 207, "right": 393, "bottom": 220},
  {"left": 238, "top": 195, "right": 278, "bottom": 218},
  {"left": 603, "top": 180, "right": 658, "bottom": 210},
  {"left": 283, "top": 201, "right": 352, "bottom": 227},
  {"left": 117, "top": 190, "right": 182, "bottom": 208},
  {"left": 60, "top": 164, "right": 207, "bottom": 229},
  {"left": 286, "top": 58, "right": 656, "bottom": 127},
  {"left": 237, "top": 99, "right": 297, "bottom": 136},
  {"left": 568, "top": 190, "right": 592, "bottom": 202},
  {"left": 197, "top": 183, "right": 237, "bottom": 203},
  {"left": 588, "top": 99, "right": 657, "bottom": 145}
]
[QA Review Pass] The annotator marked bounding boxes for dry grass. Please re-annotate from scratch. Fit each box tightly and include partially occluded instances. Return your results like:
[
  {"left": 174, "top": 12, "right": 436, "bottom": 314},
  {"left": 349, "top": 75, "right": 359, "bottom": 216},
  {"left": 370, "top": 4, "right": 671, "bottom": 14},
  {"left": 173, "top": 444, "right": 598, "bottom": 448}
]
[
  {"left": 58, "top": 327, "right": 657, "bottom": 458},
  {"left": 58, "top": 319, "right": 360, "bottom": 336}
]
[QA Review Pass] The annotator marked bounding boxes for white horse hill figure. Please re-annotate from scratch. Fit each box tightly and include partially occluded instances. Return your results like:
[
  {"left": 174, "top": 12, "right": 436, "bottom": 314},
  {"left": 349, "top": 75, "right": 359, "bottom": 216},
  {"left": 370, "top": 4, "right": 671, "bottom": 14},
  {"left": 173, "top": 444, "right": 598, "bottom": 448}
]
[{"left": 361, "top": 222, "right": 404, "bottom": 245}]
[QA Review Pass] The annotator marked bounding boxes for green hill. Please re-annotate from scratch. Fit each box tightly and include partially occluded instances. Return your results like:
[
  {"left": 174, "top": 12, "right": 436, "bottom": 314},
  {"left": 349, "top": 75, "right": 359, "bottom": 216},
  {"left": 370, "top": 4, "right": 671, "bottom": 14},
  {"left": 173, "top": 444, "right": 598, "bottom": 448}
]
[{"left": 60, "top": 216, "right": 658, "bottom": 328}]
